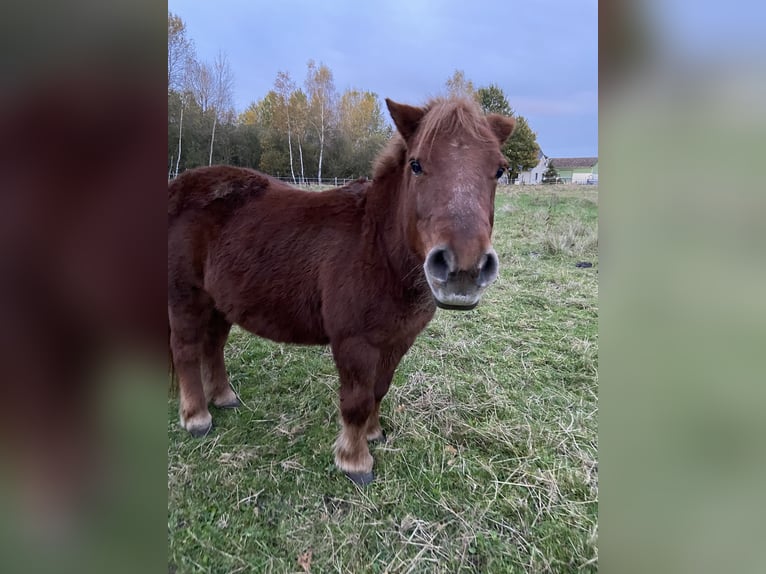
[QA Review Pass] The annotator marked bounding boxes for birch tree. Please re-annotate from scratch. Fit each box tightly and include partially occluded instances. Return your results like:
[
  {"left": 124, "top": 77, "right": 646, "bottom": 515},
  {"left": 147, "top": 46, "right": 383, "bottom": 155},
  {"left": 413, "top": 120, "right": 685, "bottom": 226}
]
[
  {"left": 168, "top": 12, "right": 193, "bottom": 93},
  {"left": 305, "top": 60, "right": 337, "bottom": 183},
  {"left": 189, "top": 53, "right": 234, "bottom": 166},
  {"left": 171, "top": 89, "right": 193, "bottom": 178},
  {"left": 289, "top": 89, "right": 309, "bottom": 184},
  {"left": 208, "top": 51, "right": 234, "bottom": 166},
  {"left": 189, "top": 59, "right": 213, "bottom": 114},
  {"left": 168, "top": 11, "right": 195, "bottom": 178},
  {"left": 274, "top": 71, "right": 297, "bottom": 183}
]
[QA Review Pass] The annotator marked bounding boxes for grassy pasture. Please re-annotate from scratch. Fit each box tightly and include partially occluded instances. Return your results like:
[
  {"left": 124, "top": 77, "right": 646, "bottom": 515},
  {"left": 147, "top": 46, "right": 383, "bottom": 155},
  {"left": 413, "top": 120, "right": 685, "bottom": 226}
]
[{"left": 168, "top": 184, "right": 598, "bottom": 573}]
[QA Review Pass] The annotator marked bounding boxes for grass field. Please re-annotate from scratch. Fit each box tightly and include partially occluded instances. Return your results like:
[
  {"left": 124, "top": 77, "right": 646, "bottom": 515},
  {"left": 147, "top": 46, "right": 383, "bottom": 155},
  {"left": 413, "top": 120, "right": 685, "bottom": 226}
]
[{"left": 168, "top": 184, "right": 598, "bottom": 573}]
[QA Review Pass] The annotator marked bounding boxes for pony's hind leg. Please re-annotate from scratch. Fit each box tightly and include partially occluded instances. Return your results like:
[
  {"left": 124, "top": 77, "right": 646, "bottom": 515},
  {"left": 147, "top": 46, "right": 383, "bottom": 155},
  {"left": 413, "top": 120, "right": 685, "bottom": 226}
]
[
  {"left": 332, "top": 338, "right": 378, "bottom": 485},
  {"left": 169, "top": 303, "right": 213, "bottom": 437},
  {"left": 202, "top": 310, "right": 239, "bottom": 408}
]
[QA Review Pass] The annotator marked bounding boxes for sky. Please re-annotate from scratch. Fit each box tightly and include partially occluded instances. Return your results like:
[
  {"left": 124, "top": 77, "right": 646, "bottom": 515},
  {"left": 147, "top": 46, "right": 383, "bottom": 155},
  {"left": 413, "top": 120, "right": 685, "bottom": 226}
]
[{"left": 168, "top": 0, "right": 598, "bottom": 158}]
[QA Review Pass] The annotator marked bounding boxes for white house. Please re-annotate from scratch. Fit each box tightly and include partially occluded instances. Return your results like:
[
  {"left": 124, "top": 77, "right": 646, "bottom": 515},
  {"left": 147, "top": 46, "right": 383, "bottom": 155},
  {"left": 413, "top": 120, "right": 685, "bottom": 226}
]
[{"left": 515, "top": 150, "right": 549, "bottom": 185}]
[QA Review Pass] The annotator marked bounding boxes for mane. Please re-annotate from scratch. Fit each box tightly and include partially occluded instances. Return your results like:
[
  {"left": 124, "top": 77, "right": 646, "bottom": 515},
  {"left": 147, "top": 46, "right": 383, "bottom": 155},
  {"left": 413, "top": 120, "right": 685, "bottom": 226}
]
[
  {"left": 417, "top": 97, "right": 494, "bottom": 151},
  {"left": 372, "top": 96, "right": 494, "bottom": 179},
  {"left": 372, "top": 133, "right": 406, "bottom": 180}
]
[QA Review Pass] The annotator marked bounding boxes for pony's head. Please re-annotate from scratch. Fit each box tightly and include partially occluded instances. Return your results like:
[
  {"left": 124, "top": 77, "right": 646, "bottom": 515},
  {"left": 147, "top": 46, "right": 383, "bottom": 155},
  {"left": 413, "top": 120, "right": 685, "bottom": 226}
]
[{"left": 385, "top": 97, "right": 515, "bottom": 310}]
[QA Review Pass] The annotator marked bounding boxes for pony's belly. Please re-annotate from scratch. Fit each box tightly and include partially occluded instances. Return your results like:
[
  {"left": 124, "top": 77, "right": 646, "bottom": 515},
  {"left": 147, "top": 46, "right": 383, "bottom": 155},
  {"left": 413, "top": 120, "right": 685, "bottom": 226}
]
[{"left": 237, "top": 311, "right": 329, "bottom": 346}]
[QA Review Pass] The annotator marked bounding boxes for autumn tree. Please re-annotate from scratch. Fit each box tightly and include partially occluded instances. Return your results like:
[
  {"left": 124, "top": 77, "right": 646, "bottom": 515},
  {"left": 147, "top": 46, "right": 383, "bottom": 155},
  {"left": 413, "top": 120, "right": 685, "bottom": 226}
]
[
  {"left": 239, "top": 101, "right": 259, "bottom": 126},
  {"left": 305, "top": 60, "right": 337, "bottom": 183},
  {"left": 338, "top": 90, "right": 386, "bottom": 148},
  {"left": 232, "top": 103, "right": 263, "bottom": 168},
  {"left": 334, "top": 89, "right": 389, "bottom": 177},
  {"left": 249, "top": 90, "right": 291, "bottom": 176},
  {"left": 445, "top": 69, "right": 477, "bottom": 100}
]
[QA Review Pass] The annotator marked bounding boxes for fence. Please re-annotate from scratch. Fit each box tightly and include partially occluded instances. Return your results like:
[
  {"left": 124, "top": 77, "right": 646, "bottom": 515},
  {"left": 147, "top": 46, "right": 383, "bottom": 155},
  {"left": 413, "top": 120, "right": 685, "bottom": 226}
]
[
  {"left": 271, "top": 176, "right": 365, "bottom": 187},
  {"left": 168, "top": 169, "right": 365, "bottom": 187},
  {"left": 168, "top": 170, "right": 598, "bottom": 189}
]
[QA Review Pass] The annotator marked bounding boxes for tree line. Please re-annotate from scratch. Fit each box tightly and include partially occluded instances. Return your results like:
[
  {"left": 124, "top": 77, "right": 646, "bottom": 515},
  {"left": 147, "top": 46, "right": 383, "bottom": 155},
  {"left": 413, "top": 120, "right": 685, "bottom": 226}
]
[{"left": 168, "top": 12, "right": 540, "bottom": 182}]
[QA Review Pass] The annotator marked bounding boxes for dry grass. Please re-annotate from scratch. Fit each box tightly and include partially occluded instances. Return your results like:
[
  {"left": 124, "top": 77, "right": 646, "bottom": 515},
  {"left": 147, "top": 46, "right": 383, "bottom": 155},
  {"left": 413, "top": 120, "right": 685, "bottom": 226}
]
[{"left": 168, "top": 184, "right": 598, "bottom": 573}]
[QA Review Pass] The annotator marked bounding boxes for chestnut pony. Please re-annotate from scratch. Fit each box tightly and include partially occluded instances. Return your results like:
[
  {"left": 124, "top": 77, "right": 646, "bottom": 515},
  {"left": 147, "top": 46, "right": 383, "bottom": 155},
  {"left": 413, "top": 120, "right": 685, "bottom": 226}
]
[{"left": 168, "top": 97, "right": 515, "bottom": 484}]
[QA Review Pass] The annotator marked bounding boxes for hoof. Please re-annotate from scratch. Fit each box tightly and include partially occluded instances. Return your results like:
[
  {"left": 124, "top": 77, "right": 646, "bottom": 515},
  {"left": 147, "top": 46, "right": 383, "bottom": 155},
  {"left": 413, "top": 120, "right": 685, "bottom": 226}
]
[
  {"left": 211, "top": 388, "right": 241, "bottom": 409},
  {"left": 188, "top": 420, "right": 212, "bottom": 438},
  {"left": 182, "top": 411, "right": 213, "bottom": 438},
  {"left": 213, "top": 396, "right": 241, "bottom": 409},
  {"left": 345, "top": 471, "right": 375, "bottom": 486},
  {"left": 367, "top": 430, "right": 387, "bottom": 444}
]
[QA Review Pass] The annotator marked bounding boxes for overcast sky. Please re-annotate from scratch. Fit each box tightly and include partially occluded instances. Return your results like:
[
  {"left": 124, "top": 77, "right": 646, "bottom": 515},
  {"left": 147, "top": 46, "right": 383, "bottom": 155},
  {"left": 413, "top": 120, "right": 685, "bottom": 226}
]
[{"left": 169, "top": 0, "right": 598, "bottom": 158}]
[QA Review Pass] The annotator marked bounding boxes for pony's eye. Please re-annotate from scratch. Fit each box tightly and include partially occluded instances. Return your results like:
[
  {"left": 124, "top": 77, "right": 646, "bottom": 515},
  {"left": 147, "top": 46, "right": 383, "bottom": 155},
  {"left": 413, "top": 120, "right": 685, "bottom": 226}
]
[
  {"left": 409, "top": 159, "right": 423, "bottom": 175},
  {"left": 495, "top": 167, "right": 506, "bottom": 179}
]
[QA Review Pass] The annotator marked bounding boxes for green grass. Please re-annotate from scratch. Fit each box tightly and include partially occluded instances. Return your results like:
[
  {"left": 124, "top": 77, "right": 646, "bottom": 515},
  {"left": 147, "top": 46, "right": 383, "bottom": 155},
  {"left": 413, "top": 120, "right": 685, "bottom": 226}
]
[{"left": 168, "top": 184, "right": 598, "bottom": 573}]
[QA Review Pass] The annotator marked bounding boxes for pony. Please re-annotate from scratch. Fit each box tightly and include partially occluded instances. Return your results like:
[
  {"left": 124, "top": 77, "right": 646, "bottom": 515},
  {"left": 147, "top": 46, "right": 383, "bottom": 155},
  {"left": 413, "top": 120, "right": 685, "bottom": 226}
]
[{"left": 168, "top": 97, "right": 515, "bottom": 485}]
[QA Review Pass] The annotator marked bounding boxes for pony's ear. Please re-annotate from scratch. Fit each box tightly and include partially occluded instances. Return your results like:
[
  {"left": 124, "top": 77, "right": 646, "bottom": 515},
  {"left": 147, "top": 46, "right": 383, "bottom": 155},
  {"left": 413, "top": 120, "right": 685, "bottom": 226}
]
[
  {"left": 486, "top": 114, "right": 516, "bottom": 144},
  {"left": 386, "top": 98, "right": 426, "bottom": 142}
]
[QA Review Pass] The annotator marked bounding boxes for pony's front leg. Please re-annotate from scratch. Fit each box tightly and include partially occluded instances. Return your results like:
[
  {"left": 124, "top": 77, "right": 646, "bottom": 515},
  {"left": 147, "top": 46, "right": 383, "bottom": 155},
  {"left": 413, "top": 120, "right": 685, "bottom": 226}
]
[
  {"left": 331, "top": 338, "right": 379, "bottom": 485},
  {"left": 365, "top": 402, "right": 385, "bottom": 443},
  {"left": 365, "top": 343, "right": 412, "bottom": 443}
]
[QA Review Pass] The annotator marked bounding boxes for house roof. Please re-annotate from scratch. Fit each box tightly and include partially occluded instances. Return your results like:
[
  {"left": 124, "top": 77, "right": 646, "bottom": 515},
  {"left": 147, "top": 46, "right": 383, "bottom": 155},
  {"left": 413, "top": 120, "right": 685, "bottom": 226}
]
[{"left": 550, "top": 157, "right": 598, "bottom": 168}]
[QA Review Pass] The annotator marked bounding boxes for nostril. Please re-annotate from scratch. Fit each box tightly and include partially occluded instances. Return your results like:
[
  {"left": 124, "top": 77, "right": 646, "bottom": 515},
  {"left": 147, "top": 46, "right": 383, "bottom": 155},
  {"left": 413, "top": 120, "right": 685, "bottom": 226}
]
[
  {"left": 478, "top": 250, "right": 499, "bottom": 286},
  {"left": 425, "top": 247, "right": 453, "bottom": 282}
]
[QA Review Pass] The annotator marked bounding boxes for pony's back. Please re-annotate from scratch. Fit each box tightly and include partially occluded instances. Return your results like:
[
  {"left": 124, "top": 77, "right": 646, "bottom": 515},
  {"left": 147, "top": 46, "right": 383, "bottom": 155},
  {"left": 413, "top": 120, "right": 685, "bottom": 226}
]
[{"left": 168, "top": 165, "right": 272, "bottom": 218}]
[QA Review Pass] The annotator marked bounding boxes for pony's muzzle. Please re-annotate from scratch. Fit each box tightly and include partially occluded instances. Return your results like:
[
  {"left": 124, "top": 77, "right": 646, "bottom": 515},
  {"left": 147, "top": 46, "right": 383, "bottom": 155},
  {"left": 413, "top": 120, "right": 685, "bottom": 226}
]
[{"left": 424, "top": 246, "right": 499, "bottom": 310}]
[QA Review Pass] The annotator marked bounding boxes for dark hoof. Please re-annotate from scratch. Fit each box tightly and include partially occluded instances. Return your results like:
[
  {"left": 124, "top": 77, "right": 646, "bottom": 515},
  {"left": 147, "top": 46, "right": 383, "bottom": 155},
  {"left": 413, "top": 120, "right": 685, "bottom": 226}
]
[
  {"left": 345, "top": 471, "right": 375, "bottom": 486},
  {"left": 214, "top": 397, "right": 242, "bottom": 409},
  {"left": 188, "top": 422, "right": 212, "bottom": 438},
  {"left": 368, "top": 430, "right": 387, "bottom": 444}
]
